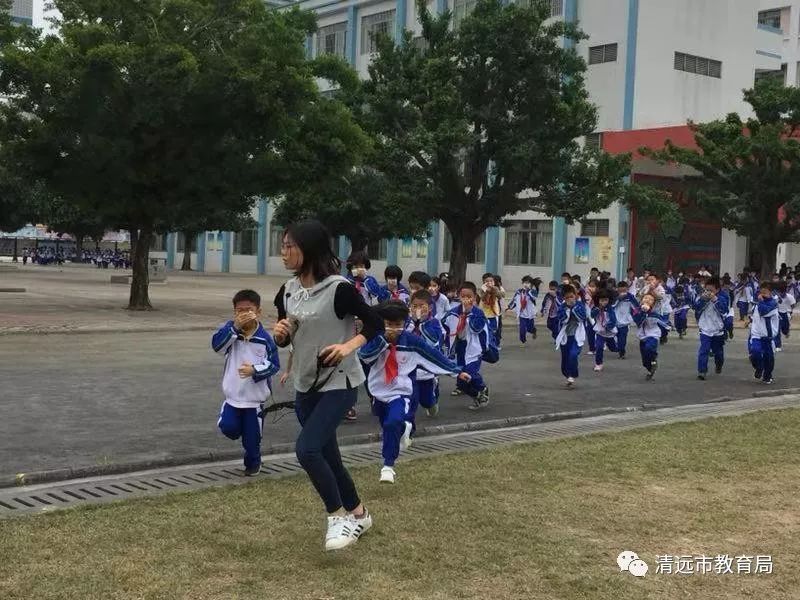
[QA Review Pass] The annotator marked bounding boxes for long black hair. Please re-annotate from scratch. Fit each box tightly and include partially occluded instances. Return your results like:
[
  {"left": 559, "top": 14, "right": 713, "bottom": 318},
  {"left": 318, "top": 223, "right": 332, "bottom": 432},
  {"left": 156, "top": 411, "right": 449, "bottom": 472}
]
[{"left": 285, "top": 220, "right": 341, "bottom": 282}]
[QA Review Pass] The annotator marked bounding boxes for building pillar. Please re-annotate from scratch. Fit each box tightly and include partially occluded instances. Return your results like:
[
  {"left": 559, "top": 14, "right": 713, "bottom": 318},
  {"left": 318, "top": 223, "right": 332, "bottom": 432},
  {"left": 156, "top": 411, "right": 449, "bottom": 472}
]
[
  {"left": 552, "top": 217, "right": 568, "bottom": 281},
  {"left": 196, "top": 233, "right": 206, "bottom": 272},
  {"left": 346, "top": 6, "right": 358, "bottom": 66},
  {"left": 387, "top": 238, "right": 399, "bottom": 265},
  {"left": 623, "top": 0, "right": 639, "bottom": 130},
  {"left": 305, "top": 34, "right": 313, "bottom": 59},
  {"left": 395, "top": 0, "right": 407, "bottom": 43},
  {"left": 484, "top": 226, "right": 500, "bottom": 275},
  {"left": 436, "top": 0, "right": 447, "bottom": 15},
  {"left": 427, "top": 221, "right": 441, "bottom": 275},
  {"left": 222, "top": 232, "right": 231, "bottom": 273},
  {"left": 257, "top": 199, "right": 268, "bottom": 276},
  {"left": 166, "top": 233, "right": 175, "bottom": 268}
]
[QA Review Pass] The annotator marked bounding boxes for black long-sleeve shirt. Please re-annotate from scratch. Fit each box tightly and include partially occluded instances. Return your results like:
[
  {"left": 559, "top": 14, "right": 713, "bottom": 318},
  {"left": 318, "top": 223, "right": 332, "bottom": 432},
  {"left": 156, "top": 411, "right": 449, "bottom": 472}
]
[{"left": 273, "top": 281, "right": 382, "bottom": 345}]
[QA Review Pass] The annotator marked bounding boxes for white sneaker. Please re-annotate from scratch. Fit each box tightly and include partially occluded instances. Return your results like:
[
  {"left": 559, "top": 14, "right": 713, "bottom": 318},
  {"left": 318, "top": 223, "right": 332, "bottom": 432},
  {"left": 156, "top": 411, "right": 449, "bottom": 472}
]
[
  {"left": 566, "top": 377, "right": 575, "bottom": 388},
  {"left": 350, "top": 508, "right": 373, "bottom": 541},
  {"left": 324, "top": 515, "right": 358, "bottom": 551},
  {"left": 400, "top": 421, "right": 413, "bottom": 451},
  {"left": 775, "top": 347, "right": 783, "bottom": 353},
  {"left": 593, "top": 364, "right": 603, "bottom": 372},
  {"left": 379, "top": 466, "right": 396, "bottom": 484}
]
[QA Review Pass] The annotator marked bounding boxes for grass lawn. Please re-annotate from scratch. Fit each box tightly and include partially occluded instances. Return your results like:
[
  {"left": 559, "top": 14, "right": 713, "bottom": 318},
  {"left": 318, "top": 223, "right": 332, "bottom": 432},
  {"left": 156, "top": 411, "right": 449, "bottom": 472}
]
[{"left": 2, "top": 409, "right": 800, "bottom": 600}]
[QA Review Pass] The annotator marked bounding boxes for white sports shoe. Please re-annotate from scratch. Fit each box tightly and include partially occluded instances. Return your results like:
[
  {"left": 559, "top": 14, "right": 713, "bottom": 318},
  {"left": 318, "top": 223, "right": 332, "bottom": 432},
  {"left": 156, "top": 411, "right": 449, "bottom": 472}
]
[
  {"left": 350, "top": 509, "right": 373, "bottom": 541},
  {"left": 593, "top": 364, "right": 603, "bottom": 372},
  {"left": 379, "top": 466, "right": 396, "bottom": 484},
  {"left": 400, "top": 421, "right": 413, "bottom": 451},
  {"left": 324, "top": 515, "right": 357, "bottom": 551},
  {"left": 566, "top": 377, "right": 575, "bottom": 387}
]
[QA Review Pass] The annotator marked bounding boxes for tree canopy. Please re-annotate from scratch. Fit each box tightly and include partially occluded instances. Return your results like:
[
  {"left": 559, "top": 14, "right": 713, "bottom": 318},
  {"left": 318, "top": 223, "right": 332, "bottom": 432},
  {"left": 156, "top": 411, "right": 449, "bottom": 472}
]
[
  {"left": 645, "top": 78, "right": 800, "bottom": 277},
  {"left": 0, "top": 0, "right": 366, "bottom": 307},
  {"left": 344, "top": 0, "right": 675, "bottom": 280}
]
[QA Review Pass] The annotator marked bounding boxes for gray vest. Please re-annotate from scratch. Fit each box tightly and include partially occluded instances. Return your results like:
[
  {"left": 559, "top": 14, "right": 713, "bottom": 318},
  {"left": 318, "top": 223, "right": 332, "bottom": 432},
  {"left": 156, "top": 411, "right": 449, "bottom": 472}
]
[{"left": 284, "top": 275, "right": 365, "bottom": 393}]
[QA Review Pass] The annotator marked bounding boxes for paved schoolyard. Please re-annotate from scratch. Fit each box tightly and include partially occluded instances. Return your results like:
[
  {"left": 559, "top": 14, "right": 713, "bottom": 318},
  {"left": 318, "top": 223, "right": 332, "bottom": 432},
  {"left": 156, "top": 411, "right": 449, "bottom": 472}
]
[{"left": 1, "top": 320, "right": 797, "bottom": 480}]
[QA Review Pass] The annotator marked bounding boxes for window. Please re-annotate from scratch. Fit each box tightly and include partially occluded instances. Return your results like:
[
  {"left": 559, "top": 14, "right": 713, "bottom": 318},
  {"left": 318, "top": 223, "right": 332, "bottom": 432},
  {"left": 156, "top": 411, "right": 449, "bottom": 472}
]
[
  {"left": 176, "top": 232, "right": 190, "bottom": 253},
  {"left": 674, "top": 52, "right": 722, "bottom": 79},
  {"left": 150, "top": 234, "right": 165, "bottom": 252},
  {"left": 368, "top": 238, "right": 388, "bottom": 261},
  {"left": 416, "top": 238, "right": 428, "bottom": 259},
  {"left": 452, "top": 0, "right": 477, "bottom": 29},
  {"left": 580, "top": 219, "right": 610, "bottom": 237},
  {"left": 549, "top": 0, "right": 563, "bottom": 17},
  {"left": 588, "top": 43, "right": 618, "bottom": 65},
  {"left": 758, "top": 9, "right": 781, "bottom": 30},
  {"left": 585, "top": 132, "right": 602, "bottom": 150},
  {"left": 411, "top": 36, "right": 429, "bottom": 52},
  {"left": 755, "top": 66, "right": 786, "bottom": 84},
  {"left": 361, "top": 10, "right": 395, "bottom": 55},
  {"left": 317, "top": 22, "right": 347, "bottom": 58},
  {"left": 400, "top": 238, "right": 413, "bottom": 259},
  {"left": 269, "top": 225, "right": 285, "bottom": 256},
  {"left": 234, "top": 228, "right": 258, "bottom": 256},
  {"left": 11, "top": 0, "right": 33, "bottom": 20},
  {"left": 504, "top": 220, "right": 553, "bottom": 266},
  {"left": 442, "top": 228, "right": 486, "bottom": 264}
]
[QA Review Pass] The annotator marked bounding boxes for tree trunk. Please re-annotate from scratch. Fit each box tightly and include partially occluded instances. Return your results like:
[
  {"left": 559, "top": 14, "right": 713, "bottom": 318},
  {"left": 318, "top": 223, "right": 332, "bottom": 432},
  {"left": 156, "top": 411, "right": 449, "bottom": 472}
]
[
  {"left": 128, "top": 229, "right": 153, "bottom": 310},
  {"left": 350, "top": 235, "right": 368, "bottom": 254},
  {"left": 74, "top": 235, "right": 84, "bottom": 259},
  {"left": 448, "top": 228, "right": 475, "bottom": 286},
  {"left": 181, "top": 231, "right": 195, "bottom": 271},
  {"left": 759, "top": 238, "right": 779, "bottom": 279},
  {"left": 12, "top": 238, "right": 18, "bottom": 262}
]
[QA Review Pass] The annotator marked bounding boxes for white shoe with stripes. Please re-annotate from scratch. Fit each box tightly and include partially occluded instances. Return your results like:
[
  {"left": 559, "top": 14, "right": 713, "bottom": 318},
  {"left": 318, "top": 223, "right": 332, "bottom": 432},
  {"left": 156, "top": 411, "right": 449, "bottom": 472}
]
[{"left": 324, "top": 515, "right": 357, "bottom": 551}]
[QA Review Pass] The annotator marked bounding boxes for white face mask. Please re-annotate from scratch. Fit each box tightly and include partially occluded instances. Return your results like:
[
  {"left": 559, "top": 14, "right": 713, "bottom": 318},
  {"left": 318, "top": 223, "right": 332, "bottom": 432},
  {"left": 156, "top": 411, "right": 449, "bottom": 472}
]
[
  {"left": 523, "top": 283, "right": 531, "bottom": 290},
  {"left": 387, "top": 278, "right": 397, "bottom": 287},
  {"left": 413, "top": 308, "right": 424, "bottom": 321}
]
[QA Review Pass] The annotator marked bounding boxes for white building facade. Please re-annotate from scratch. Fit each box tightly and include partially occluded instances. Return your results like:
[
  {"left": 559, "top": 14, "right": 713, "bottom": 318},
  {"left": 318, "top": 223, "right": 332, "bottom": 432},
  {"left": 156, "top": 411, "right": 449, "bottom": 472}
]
[{"left": 154, "top": 0, "right": 791, "bottom": 281}]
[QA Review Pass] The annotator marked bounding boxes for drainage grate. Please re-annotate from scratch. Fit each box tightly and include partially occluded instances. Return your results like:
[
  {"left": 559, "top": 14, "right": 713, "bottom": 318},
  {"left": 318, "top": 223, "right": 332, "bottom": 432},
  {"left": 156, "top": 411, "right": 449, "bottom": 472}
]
[{"left": 1, "top": 394, "right": 798, "bottom": 518}]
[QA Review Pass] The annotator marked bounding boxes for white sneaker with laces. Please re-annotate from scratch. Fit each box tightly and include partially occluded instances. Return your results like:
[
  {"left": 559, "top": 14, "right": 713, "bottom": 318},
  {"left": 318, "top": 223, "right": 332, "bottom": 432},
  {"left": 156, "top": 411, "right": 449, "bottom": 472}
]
[
  {"left": 593, "top": 364, "right": 603, "bottom": 372},
  {"left": 400, "top": 421, "right": 413, "bottom": 451},
  {"left": 350, "top": 509, "right": 373, "bottom": 541},
  {"left": 379, "top": 466, "right": 396, "bottom": 484},
  {"left": 566, "top": 377, "right": 575, "bottom": 387},
  {"left": 324, "top": 515, "right": 357, "bottom": 551}
]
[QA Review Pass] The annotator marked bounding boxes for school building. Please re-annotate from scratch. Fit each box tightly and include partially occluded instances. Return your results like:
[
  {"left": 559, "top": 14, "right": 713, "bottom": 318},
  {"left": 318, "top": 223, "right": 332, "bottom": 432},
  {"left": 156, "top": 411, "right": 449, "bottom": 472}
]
[{"left": 151, "top": 0, "right": 800, "bottom": 281}]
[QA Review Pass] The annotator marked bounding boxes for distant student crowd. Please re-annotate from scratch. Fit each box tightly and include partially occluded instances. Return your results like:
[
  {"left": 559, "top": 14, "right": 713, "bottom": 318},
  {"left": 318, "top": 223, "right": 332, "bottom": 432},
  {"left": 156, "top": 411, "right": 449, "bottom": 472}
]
[{"left": 21, "top": 248, "right": 131, "bottom": 269}]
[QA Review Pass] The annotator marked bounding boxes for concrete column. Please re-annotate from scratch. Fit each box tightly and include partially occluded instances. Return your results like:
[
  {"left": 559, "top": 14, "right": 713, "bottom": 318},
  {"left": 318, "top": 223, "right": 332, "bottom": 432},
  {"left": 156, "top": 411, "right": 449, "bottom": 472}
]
[
  {"left": 221, "top": 232, "right": 231, "bottom": 273},
  {"left": 196, "top": 233, "right": 206, "bottom": 272},
  {"left": 427, "top": 221, "right": 441, "bottom": 275},
  {"left": 552, "top": 217, "right": 567, "bottom": 280}
]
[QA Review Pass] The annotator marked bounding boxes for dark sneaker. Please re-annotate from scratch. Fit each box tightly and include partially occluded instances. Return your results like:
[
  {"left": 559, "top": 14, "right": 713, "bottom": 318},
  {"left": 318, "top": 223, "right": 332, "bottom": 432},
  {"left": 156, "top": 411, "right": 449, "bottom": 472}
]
[
  {"left": 697, "top": 373, "right": 706, "bottom": 380},
  {"left": 754, "top": 369, "right": 763, "bottom": 380},
  {"left": 244, "top": 464, "right": 262, "bottom": 476},
  {"left": 345, "top": 408, "right": 357, "bottom": 422},
  {"left": 715, "top": 364, "right": 723, "bottom": 374}
]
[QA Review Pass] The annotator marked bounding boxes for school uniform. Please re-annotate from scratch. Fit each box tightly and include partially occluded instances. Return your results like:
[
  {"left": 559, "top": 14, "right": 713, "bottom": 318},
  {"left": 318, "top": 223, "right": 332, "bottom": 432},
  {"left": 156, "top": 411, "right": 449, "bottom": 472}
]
[
  {"left": 749, "top": 296, "right": 780, "bottom": 383},
  {"left": 441, "top": 304, "right": 491, "bottom": 398},
  {"left": 591, "top": 305, "right": 618, "bottom": 366},
  {"left": 733, "top": 282, "right": 751, "bottom": 320},
  {"left": 720, "top": 288, "right": 735, "bottom": 338},
  {"left": 775, "top": 292, "right": 796, "bottom": 350},
  {"left": 430, "top": 292, "right": 451, "bottom": 320},
  {"left": 694, "top": 292, "right": 729, "bottom": 376},
  {"left": 508, "top": 287, "right": 538, "bottom": 343},
  {"left": 613, "top": 292, "right": 639, "bottom": 358},
  {"left": 480, "top": 295, "right": 502, "bottom": 346},
  {"left": 672, "top": 294, "right": 691, "bottom": 336},
  {"left": 554, "top": 302, "right": 587, "bottom": 379},
  {"left": 359, "top": 332, "right": 461, "bottom": 467},
  {"left": 541, "top": 292, "right": 561, "bottom": 339},
  {"left": 633, "top": 307, "right": 669, "bottom": 375},
  {"left": 582, "top": 289, "right": 596, "bottom": 353},
  {"left": 405, "top": 317, "right": 445, "bottom": 424},
  {"left": 212, "top": 321, "right": 280, "bottom": 470},
  {"left": 379, "top": 283, "right": 411, "bottom": 305},
  {"left": 348, "top": 274, "right": 382, "bottom": 306}
]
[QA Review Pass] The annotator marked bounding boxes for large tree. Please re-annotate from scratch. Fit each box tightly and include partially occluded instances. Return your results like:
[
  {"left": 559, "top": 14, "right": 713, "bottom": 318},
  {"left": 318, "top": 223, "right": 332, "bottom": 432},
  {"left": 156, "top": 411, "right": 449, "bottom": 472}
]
[
  {"left": 645, "top": 79, "right": 800, "bottom": 277},
  {"left": 0, "top": 0, "right": 366, "bottom": 308},
  {"left": 350, "top": 0, "right": 674, "bottom": 281}
]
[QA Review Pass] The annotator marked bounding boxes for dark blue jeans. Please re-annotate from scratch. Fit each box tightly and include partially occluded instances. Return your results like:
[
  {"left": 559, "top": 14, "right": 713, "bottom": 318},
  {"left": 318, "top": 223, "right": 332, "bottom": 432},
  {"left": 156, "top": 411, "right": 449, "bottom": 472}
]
[{"left": 295, "top": 387, "right": 361, "bottom": 514}]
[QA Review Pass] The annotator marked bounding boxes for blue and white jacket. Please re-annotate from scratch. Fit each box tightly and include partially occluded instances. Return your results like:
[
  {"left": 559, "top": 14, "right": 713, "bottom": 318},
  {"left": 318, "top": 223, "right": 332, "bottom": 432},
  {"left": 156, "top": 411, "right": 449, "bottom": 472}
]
[
  {"left": 778, "top": 292, "right": 796, "bottom": 314},
  {"left": 540, "top": 292, "right": 561, "bottom": 320},
  {"left": 508, "top": 288, "right": 538, "bottom": 319},
  {"left": 749, "top": 297, "right": 779, "bottom": 340},
  {"left": 671, "top": 294, "right": 691, "bottom": 318},
  {"left": 613, "top": 292, "right": 640, "bottom": 326},
  {"left": 555, "top": 302, "right": 587, "bottom": 348},
  {"left": 348, "top": 274, "right": 382, "bottom": 306},
  {"left": 591, "top": 305, "right": 618, "bottom": 338},
  {"left": 212, "top": 321, "right": 280, "bottom": 409},
  {"left": 633, "top": 307, "right": 671, "bottom": 340},
  {"left": 694, "top": 293, "right": 729, "bottom": 337},
  {"left": 358, "top": 332, "right": 461, "bottom": 403},
  {"left": 430, "top": 292, "right": 451, "bottom": 320},
  {"left": 378, "top": 282, "right": 411, "bottom": 305},
  {"left": 441, "top": 304, "right": 490, "bottom": 365},
  {"left": 405, "top": 317, "right": 445, "bottom": 381}
]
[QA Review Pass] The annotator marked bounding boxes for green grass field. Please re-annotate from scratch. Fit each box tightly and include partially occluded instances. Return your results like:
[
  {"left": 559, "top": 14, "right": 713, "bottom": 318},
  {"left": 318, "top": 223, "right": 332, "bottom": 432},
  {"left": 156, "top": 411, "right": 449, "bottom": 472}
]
[{"left": 2, "top": 409, "right": 799, "bottom": 600}]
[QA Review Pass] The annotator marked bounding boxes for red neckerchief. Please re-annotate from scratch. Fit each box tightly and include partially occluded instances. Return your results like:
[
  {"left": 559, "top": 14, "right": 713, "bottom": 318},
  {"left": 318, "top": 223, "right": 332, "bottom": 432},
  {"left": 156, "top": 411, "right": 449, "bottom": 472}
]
[{"left": 384, "top": 343, "right": 398, "bottom": 384}]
